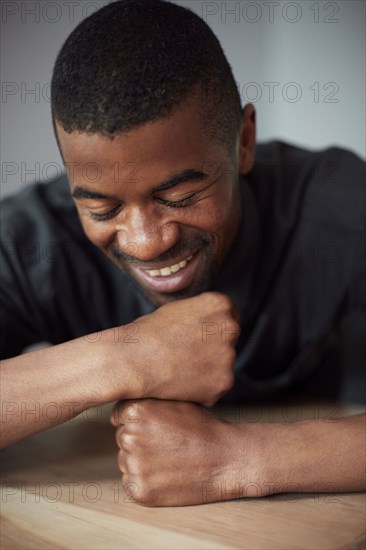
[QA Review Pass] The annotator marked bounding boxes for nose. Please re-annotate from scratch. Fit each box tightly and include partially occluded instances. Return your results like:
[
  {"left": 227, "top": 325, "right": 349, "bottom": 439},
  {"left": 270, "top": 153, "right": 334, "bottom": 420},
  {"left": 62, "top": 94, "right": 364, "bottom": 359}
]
[{"left": 115, "top": 206, "right": 180, "bottom": 262}]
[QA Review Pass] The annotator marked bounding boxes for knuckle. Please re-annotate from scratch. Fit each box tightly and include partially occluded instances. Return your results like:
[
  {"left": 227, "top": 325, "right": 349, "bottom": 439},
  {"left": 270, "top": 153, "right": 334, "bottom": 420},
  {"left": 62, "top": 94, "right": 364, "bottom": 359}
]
[
  {"left": 221, "top": 369, "right": 235, "bottom": 393},
  {"left": 120, "top": 433, "right": 136, "bottom": 452},
  {"left": 226, "top": 370, "right": 235, "bottom": 391},
  {"left": 126, "top": 401, "right": 141, "bottom": 420},
  {"left": 226, "top": 347, "right": 237, "bottom": 366},
  {"left": 217, "top": 346, "right": 236, "bottom": 368},
  {"left": 117, "top": 450, "right": 125, "bottom": 471},
  {"left": 110, "top": 405, "right": 120, "bottom": 426},
  {"left": 203, "top": 291, "right": 229, "bottom": 309},
  {"left": 218, "top": 292, "right": 234, "bottom": 310},
  {"left": 228, "top": 347, "right": 236, "bottom": 367},
  {"left": 134, "top": 482, "right": 156, "bottom": 506},
  {"left": 128, "top": 455, "right": 146, "bottom": 478},
  {"left": 115, "top": 425, "right": 124, "bottom": 448},
  {"left": 222, "top": 321, "right": 240, "bottom": 343},
  {"left": 231, "top": 320, "right": 240, "bottom": 337},
  {"left": 122, "top": 476, "right": 140, "bottom": 502}
]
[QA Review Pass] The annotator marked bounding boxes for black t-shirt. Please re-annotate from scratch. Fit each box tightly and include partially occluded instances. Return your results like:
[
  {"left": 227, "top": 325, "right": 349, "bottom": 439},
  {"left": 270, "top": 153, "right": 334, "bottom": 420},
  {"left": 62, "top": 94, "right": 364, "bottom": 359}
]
[{"left": 1, "top": 141, "right": 365, "bottom": 402}]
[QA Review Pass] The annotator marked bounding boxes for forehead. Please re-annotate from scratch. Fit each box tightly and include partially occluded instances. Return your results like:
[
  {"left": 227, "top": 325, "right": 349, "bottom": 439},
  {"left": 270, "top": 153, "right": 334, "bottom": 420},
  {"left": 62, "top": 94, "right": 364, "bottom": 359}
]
[{"left": 56, "top": 96, "right": 229, "bottom": 190}]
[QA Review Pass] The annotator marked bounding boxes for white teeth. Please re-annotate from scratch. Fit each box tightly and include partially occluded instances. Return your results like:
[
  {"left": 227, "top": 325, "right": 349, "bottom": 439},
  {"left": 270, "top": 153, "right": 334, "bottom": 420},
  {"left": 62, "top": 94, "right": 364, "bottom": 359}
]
[
  {"left": 146, "top": 255, "right": 193, "bottom": 278},
  {"left": 170, "top": 264, "right": 181, "bottom": 273}
]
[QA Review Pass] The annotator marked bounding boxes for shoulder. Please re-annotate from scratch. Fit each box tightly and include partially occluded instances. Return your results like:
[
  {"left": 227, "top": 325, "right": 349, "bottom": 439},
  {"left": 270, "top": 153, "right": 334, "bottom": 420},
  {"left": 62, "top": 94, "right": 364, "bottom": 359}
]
[
  {"left": 2, "top": 173, "right": 78, "bottom": 234},
  {"left": 251, "top": 140, "right": 365, "bottom": 234},
  {"left": 1, "top": 174, "right": 88, "bottom": 265},
  {"left": 243, "top": 141, "right": 365, "bottom": 313}
]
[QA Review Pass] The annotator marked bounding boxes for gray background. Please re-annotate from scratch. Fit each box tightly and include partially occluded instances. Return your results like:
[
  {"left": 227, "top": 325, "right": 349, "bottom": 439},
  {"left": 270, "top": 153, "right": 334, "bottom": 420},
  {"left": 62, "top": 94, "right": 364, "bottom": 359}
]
[{"left": 1, "top": 0, "right": 365, "bottom": 199}]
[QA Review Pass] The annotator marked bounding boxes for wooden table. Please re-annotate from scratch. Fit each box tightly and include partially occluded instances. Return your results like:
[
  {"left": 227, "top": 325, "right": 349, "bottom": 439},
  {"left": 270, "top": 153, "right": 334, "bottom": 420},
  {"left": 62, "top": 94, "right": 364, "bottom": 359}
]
[{"left": 1, "top": 402, "right": 365, "bottom": 549}]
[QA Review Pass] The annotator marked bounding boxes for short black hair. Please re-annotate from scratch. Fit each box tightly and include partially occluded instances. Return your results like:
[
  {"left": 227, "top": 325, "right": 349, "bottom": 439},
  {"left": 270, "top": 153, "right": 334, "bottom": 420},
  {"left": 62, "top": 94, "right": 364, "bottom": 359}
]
[{"left": 51, "top": 0, "right": 242, "bottom": 151}]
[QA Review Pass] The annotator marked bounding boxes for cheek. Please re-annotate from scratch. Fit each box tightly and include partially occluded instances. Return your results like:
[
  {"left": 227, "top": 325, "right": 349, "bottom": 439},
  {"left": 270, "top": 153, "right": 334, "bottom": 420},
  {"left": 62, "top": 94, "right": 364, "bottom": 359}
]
[
  {"left": 203, "top": 209, "right": 228, "bottom": 234},
  {"left": 195, "top": 195, "right": 235, "bottom": 235},
  {"left": 78, "top": 214, "right": 115, "bottom": 250},
  {"left": 199, "top": 191, "right": 240, "bottom": 259}
]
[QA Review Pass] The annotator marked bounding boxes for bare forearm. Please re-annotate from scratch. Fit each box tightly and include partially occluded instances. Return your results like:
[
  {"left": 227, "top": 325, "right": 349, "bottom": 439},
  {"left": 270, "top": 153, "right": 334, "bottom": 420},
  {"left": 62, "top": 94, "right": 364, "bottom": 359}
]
[
  {"left": 225, "top": 413, "right": 366, "bottom": 499},
  {"left": 203, "top": 413, "right": 366, "bottom": 504},
  {"left": 0, "top": 330, "right": 139, "bottom": 448},
  {"left": 262, "top": 413, "right": 366, "bottom": 494}
]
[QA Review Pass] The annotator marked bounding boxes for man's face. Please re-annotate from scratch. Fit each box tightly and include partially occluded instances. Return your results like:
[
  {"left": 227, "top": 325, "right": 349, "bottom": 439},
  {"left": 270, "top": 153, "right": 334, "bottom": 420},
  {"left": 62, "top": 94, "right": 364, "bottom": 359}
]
[{"left": 56, "top": 96, "right": 252, "bottom": 306}]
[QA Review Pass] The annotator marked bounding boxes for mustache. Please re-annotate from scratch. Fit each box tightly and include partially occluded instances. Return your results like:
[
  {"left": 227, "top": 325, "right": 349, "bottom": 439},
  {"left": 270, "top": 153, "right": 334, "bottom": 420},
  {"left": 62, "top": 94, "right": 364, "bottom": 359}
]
[{"left": 109, "top": 235, "right": 211, "bottom": 267}]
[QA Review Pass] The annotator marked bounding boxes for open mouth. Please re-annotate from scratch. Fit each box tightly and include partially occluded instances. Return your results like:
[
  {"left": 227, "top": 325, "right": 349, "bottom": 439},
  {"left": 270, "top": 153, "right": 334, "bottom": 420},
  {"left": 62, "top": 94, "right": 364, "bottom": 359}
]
[
  {"left": 130, "top": 251, "right": 201, "bottom": 294},
  {"left": 144, "top": 255, "right": 193, "bottom": 278}
]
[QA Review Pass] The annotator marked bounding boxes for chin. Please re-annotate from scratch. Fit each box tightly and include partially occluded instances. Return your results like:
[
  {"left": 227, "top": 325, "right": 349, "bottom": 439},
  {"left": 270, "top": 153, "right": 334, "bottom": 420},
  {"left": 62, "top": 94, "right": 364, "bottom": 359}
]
[{"left": 139, "top": 285, "right": 204, "bottom": 307}]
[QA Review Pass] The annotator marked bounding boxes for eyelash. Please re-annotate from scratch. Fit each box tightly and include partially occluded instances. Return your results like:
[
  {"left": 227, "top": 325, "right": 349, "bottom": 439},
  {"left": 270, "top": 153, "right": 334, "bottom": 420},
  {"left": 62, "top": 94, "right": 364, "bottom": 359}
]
[
  {"left": 88, "top": 195, "right": 195, "bottom": 222},
  {"left": 88, "top": 205, "right": 121, "bottom": 222},
  {"left": 157, "top": 195, "right": 195, "bottom": 209}
]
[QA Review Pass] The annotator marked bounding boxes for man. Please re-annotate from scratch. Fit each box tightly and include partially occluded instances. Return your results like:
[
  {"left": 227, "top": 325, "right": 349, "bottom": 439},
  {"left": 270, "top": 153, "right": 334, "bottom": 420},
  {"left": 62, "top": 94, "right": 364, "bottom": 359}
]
[{"left": 1, "top": 0, "right": 365, "bottom": 506}]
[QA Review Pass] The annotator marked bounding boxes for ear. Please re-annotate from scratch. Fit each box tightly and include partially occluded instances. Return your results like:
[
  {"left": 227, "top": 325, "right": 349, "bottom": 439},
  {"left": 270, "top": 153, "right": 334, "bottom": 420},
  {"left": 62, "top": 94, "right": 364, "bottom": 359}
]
[{"left": 238, "top": 104, "right": 256, "bottom": 175}]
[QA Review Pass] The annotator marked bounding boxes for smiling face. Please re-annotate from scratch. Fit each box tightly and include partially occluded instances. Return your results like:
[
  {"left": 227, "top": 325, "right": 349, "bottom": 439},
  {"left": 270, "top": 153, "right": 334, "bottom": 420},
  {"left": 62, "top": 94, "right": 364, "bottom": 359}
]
[{"left": 56, "top": 95, "right": 255, "bottom": 306}]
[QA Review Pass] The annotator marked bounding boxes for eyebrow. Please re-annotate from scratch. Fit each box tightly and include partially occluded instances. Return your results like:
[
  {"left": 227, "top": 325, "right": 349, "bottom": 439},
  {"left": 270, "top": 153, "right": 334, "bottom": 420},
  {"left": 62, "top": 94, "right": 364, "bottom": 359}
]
[
  {"left": 71, "top": 168, "right": 208, "bottom": 201},
  {"left": 154, "top": 169, "right": 207, "bottom": 191},
  {"left": 72, "top": 188, "right": 116, "bottom": 200}
]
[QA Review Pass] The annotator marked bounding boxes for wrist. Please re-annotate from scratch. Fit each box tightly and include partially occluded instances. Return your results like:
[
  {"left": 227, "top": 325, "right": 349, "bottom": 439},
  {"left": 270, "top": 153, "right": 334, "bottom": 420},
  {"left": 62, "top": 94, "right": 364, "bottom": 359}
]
[
  {"left": 214, "top": 420, "right": 296, "bottom": 501},
  {"left": 64, "top": 332, "right": 114, "bottom": 407},
  {"left": 255, "top": 419, "right": 334, "bottom": 497},
  {"left": 93, "top": 322, "right": 146, "bottom": 403},
  {"left": 228, "top": 421, "right": 271, "bottom": 497},
  {"left": 204, "top": 420, "right": 269, "bottom": 502}
]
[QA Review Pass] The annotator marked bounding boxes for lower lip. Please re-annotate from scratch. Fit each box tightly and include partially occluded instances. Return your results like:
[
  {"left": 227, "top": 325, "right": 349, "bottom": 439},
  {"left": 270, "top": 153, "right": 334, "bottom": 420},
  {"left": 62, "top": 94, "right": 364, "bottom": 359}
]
[{"left": 130, "top": 251, "right": 201, "bottom": 294}]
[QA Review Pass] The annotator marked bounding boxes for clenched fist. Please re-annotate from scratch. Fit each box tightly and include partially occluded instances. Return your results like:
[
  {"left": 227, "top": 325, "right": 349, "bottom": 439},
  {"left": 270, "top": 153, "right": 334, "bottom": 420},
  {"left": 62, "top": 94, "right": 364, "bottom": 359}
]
[
  {"left": 106, "top": 292, "right": 240, "bottom": 406},
  {"left": 111, "top": 399, "right": 252, "bottom": 507}
]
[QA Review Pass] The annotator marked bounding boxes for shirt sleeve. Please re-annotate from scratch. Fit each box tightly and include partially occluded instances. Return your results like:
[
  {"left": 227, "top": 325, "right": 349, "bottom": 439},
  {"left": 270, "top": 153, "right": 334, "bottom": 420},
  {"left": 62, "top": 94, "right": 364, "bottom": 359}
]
[
  {"left": 0, "top": 236, "right": 47, "bottom": 359},
  {"left": 349, "top": 231, "right": 366, "bottom": 311},
  {"left": 0, "top": 174, "right": 132, "bottom": 360},
  {"left": 341, "top": 150, "right": 366, "bottom": 311},
  {"left": 0, "top": 178, "right": 72, "bottom": 359}
]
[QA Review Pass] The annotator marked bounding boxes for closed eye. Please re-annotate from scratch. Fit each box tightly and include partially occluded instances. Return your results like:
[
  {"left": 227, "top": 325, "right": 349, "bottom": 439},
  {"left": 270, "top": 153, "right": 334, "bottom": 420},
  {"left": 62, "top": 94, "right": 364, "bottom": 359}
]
[
  {"left": 157, "top": 194, "right": 196, "bottom": 208},
  {"left": 88, "top": 204, "right": 122, "bottom": 221},
  {"left": 87, "top": 192, "right": 196, "bottom": 221}
]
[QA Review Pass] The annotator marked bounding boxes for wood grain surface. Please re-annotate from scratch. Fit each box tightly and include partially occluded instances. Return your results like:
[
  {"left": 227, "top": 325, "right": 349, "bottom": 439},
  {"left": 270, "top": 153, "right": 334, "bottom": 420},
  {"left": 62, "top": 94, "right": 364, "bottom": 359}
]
[{"left": 1, "top": 402, "right": 365, "bottom": 550}]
